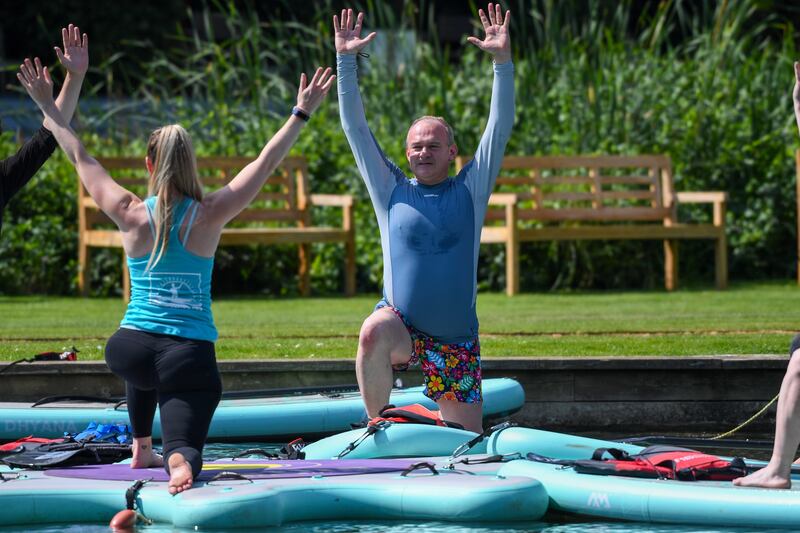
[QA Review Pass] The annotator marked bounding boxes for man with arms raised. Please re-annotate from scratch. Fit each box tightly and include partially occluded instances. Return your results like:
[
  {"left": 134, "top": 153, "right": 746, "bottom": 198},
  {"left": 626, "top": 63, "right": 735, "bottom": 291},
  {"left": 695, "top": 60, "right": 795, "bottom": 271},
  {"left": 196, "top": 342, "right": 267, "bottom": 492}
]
[{"left": 335, "top": 4, "right": 514, "bottom": 432}]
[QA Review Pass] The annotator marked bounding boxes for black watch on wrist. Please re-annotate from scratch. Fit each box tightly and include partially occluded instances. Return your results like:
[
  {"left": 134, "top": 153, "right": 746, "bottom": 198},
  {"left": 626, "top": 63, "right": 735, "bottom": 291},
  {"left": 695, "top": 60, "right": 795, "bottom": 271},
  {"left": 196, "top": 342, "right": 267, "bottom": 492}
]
[{"left": 291, "top": 106, "right": 311, "bottom": 122}]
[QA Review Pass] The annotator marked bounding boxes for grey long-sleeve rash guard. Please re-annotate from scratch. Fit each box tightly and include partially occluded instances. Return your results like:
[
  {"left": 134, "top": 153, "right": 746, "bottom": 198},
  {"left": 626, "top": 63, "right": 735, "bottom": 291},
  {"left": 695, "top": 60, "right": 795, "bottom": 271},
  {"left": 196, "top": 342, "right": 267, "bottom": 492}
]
[{"left": 338, "top": 53, "right": 514, "bottom": 343}]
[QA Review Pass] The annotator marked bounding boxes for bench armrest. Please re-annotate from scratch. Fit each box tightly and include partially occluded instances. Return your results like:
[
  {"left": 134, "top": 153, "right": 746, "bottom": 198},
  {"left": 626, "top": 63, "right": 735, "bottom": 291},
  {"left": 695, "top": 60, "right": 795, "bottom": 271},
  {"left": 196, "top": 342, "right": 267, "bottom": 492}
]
[
  {"left": 309, "top": 194, "right": 355, "bottom": 232},
  {"left": 675, "top": 191, "right": 727, "bottom": 227},
  {"left": 488, "top": 192, "right": 520, "bottom": 206},
  {"left": 675, "top": 191, "right": 727, "bottom": 204},
  {"left": 309, "top": 194, "right": 354, "bottom": 208}
]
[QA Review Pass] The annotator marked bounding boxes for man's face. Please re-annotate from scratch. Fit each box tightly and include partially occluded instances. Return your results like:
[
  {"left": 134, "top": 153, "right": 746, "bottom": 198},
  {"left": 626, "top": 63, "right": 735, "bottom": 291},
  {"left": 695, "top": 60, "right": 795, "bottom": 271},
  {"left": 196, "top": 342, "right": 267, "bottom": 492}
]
[{"left": 405, "top": 120, "right": 456, "bottom": 185}]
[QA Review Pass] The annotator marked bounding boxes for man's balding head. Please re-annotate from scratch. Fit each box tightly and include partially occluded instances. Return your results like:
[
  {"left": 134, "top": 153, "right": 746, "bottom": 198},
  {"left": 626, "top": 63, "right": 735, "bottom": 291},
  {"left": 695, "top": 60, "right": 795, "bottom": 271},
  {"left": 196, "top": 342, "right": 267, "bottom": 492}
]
[{"left": 405, "top": 116, "right": 457, "bottom": 185}]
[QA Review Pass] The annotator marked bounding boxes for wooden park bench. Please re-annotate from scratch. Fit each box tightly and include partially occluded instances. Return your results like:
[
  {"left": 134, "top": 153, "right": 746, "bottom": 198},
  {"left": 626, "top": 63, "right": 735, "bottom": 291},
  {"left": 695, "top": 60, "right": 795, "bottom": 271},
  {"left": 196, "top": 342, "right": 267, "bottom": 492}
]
[
  {"left": 78, "top": 156, "right": 356, "bottom": 299},
  {"left": 458, "top": 154, "right": 728, "bottom": 295}
]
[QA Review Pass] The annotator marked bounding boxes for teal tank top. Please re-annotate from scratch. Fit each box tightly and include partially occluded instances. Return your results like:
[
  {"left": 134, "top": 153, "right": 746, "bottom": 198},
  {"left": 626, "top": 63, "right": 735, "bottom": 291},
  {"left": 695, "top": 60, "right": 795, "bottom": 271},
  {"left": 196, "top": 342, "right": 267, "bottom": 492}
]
[{"left": 120, "top": 196, "right": 217, "bottom": 341}]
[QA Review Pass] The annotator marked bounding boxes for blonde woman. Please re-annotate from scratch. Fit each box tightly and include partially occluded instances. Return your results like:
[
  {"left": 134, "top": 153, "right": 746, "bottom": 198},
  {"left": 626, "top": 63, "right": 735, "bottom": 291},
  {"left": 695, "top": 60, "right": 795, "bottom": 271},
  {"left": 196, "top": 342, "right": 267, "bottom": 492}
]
[{"left": 19, "top": 58, "right": 335, "bottom": 494}]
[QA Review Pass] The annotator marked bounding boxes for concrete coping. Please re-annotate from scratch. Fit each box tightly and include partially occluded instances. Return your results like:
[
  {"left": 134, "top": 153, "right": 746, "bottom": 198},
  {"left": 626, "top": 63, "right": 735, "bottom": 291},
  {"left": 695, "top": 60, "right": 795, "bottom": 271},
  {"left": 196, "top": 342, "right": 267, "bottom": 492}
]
[{"left": 0, "top": 355, "right": 789, "bottom": 376}]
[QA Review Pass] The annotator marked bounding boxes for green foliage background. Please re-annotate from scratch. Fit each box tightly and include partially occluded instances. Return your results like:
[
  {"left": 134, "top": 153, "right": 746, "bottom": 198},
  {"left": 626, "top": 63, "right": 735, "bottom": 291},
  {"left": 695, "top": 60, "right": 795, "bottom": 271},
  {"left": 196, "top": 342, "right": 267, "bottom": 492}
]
[{"left": 1, "top": 0, "right": 799, "bottom": 295}]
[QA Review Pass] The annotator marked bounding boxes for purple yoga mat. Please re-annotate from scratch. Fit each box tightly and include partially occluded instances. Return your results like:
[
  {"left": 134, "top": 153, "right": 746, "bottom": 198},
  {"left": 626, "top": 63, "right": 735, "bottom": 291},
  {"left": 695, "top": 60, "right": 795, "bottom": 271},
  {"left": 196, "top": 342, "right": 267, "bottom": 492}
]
[{"left": 44, "top": 459, "right": 419, "bottom": 481}]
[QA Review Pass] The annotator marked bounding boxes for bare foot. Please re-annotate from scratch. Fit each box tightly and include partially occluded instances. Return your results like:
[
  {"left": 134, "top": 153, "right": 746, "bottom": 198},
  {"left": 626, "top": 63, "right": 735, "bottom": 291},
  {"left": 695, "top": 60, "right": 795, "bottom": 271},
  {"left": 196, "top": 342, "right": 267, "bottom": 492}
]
[
  {"left": 131, "top": 449, "right": 163, "bottom": 469},
  {"left": 167, "top": 453, "right": 193, "bottom": 495},
  {"left": 732, "top": 467, "right": 791, "bottom": 489},
  {"left": 130, "top": 437, "right": 164, "bottom": 469}
]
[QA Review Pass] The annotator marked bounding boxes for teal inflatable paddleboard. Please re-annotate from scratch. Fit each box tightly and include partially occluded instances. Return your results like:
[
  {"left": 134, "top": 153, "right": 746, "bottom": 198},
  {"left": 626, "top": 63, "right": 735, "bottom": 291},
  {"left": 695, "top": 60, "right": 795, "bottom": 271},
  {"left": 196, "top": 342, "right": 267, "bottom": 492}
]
[
  {"left": 303, "top": 422, "right": 487, "bottom": 459},
  {"left": 0, "top": 377, "right": 524, "bottom": 441},
  {"left": 498, "top": 459, "right": 800, "bottom": 529},
  {"left": 488, "top": 426, "right": 800, "bottom": 529},
  {"left": 0, "top": 458, "right": 548, "bottom": 528}
]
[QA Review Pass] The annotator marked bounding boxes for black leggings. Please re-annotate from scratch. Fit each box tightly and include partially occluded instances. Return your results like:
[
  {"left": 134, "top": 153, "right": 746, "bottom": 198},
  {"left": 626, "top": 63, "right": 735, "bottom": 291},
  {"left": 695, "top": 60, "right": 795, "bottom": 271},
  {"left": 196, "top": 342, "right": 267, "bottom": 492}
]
[{"left": 105, "top": 328, "right": 222, "bottom": 478}]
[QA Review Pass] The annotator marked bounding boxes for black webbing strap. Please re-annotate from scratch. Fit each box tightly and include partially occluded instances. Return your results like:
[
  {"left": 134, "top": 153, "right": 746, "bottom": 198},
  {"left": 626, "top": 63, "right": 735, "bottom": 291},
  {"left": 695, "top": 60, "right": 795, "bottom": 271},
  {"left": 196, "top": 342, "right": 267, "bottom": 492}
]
[
  {"left": 448, "top": 421, "right": 516, "bottom": 462},
  {"left": 447, "top": 452, "right": 522, "bottom": 468},
  {"left": 125, "top": 478, "right": 151, "bottom": 510},
  {"left": 591, "top": 447, "right": 634, "bottom": 461},
  {"left": 400, "top": 462, "right": 439, "bottom": 477},
  {"left": 207, "top": 471, "right": 254, "bottom": 484},
  {"left": 337, "top": 420, "right": 390, "bottom": 459},
  {"left": 232, "top": 448, "right": 280, "bottom": 459},
  {"left": 525, "top": 452, "right": 576, "bottom": 466},
  {"left": 232, "top": 439, "right": 306, "bottom": 461}
]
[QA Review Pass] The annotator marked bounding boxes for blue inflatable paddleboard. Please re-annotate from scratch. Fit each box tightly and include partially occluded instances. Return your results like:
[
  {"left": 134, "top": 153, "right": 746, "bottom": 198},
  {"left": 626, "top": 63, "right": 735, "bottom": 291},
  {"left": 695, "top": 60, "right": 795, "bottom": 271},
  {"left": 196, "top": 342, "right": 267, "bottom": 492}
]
[{"left": 0, "top": 377, "right": 524, "bottom": 441}]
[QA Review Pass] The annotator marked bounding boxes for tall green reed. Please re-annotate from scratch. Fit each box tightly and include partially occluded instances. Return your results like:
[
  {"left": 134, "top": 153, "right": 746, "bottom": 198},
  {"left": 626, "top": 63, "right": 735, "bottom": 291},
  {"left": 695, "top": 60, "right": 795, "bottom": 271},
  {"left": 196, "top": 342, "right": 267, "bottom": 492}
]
[{"left": 2, "top": 0, "right": 798, "bottom": 294}]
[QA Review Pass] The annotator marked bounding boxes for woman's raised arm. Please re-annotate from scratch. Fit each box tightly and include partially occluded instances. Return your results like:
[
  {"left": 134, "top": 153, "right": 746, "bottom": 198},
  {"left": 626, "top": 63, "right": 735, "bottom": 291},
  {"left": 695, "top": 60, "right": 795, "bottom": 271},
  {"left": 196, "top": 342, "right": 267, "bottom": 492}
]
[
  {"left": 204, "top": 67, "right": 335, "bottom": 226},
  {"left": 18, "top": 54, "right": 140, "bottom": 231}
]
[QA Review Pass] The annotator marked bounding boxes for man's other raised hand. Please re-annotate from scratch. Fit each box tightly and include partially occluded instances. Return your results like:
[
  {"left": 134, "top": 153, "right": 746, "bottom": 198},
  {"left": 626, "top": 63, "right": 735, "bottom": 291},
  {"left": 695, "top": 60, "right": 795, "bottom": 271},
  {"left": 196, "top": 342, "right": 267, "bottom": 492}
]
[
  {"left": 334, "top": 9, "right": 377, "bottom": 55},
  {"left": 467, "top": 3, "right": 511, "bottom": 64}
]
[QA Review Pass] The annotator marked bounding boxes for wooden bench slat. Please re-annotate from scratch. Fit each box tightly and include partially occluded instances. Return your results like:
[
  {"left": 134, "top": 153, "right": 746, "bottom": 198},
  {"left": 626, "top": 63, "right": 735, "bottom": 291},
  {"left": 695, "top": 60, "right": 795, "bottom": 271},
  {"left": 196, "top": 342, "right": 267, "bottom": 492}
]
[
  {"left": 599, "top": 190, "right": 658, "bottom": 201},
  {"left": 83, "top": 230, "right": 123, "bottom": 246},
  {"left": 219, "top": 227, "right": 350, "bottom": 245},
  {"left": 599, "top": 175, "right": 656, "bottom": 185},
  {"left": 496, "top": 176, "right": 541, "bottom": 186},
  {"left": 518, "top": 223, "right": 724, "bottom": 241},
  {"left": 230, "top": 210, "right": 304, "bottom": 222},
  {"left": 83, "top": 197, "right": 296, "bottom": 214},
  {"left": 195, "top": 156, "right": 253, "bottom": 168},
  {"left": 540, "top": 192, "right": 596, "bottom": 202},
  {"left": 518, "top": 207, "right": 671, "bottom": 221},
  {"left": 499, "top": 175, "right": 657, "bottom": 187},
  {"left": 499, "top": 154, "right": 671, "bottom": 169},
  {"left": 534, "top": 176, "right": 595, "bottom": 185},
  {"left": 199, "top": 175, "right": 291, "bottom": 187}
]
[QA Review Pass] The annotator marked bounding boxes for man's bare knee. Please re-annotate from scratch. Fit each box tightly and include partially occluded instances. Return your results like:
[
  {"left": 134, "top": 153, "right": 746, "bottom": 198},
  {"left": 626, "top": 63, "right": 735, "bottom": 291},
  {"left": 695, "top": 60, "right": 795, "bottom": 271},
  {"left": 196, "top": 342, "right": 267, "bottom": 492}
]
[
  {"left": 359, "top": 311, "right": 399, "bottom": 353},
  {"left": 358, "top": 320, "right": 383, "bottom": 356}
]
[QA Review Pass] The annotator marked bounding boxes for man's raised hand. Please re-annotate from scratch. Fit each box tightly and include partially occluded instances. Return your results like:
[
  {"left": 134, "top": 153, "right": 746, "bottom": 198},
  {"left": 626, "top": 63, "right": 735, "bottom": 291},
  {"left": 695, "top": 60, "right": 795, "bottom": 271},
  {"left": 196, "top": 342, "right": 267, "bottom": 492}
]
[
  {"left": 17, "top": 57, "right": 56, "bottom": 113},
  {"left": 333, "top": 9, "right": 376, "bottom": 55},
  {"left": 55, "top": 24, "right": 88, "bottom": 77},
  {"left": 467, "top": 3, "right": 511, "bottom": 64}
]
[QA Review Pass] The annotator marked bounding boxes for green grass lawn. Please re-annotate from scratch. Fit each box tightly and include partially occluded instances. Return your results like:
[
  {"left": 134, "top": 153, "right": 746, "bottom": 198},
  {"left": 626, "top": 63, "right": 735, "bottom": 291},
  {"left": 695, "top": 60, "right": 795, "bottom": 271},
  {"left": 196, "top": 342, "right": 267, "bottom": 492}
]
[{"left": 0, "top": 281, "right": 797, "bottom": 360}]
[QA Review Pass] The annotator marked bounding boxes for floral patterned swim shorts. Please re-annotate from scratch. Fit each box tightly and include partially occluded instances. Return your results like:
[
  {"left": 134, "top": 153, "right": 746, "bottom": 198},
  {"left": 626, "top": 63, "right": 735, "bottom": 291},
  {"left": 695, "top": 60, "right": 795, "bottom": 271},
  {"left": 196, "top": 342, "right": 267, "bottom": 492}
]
[{"left": 380, "top": 304, "right": 482, "bottom": 404}]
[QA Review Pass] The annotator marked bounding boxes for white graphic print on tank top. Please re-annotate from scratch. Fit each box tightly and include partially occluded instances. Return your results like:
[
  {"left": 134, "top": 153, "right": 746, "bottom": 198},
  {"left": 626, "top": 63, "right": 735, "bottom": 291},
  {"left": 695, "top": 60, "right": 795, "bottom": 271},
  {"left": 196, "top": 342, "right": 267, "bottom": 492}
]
[{"left": 146, "top": 272, "right": 203, "bottom": 310}]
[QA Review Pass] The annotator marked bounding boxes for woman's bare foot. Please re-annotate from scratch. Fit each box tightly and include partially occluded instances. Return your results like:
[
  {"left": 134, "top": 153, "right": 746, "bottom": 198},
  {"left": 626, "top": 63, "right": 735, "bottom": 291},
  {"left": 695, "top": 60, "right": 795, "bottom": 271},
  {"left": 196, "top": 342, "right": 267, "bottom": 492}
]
[
  {"left": 732, "top": 466, "right": 791, "bottom": 489},
  {"left": 130, "top": 437, "right": 164, "bottom": 469},
  {"left": 167, "top": 453, "right": 193, "bottom": 495}
]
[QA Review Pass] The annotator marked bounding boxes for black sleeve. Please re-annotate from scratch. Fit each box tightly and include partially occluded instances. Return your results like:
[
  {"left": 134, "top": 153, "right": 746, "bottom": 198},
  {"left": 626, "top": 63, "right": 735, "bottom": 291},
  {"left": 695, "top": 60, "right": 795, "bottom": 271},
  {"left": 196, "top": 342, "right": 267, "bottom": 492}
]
[{"left": 0, "top": 126, "right": 58, "bottom": 207}]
